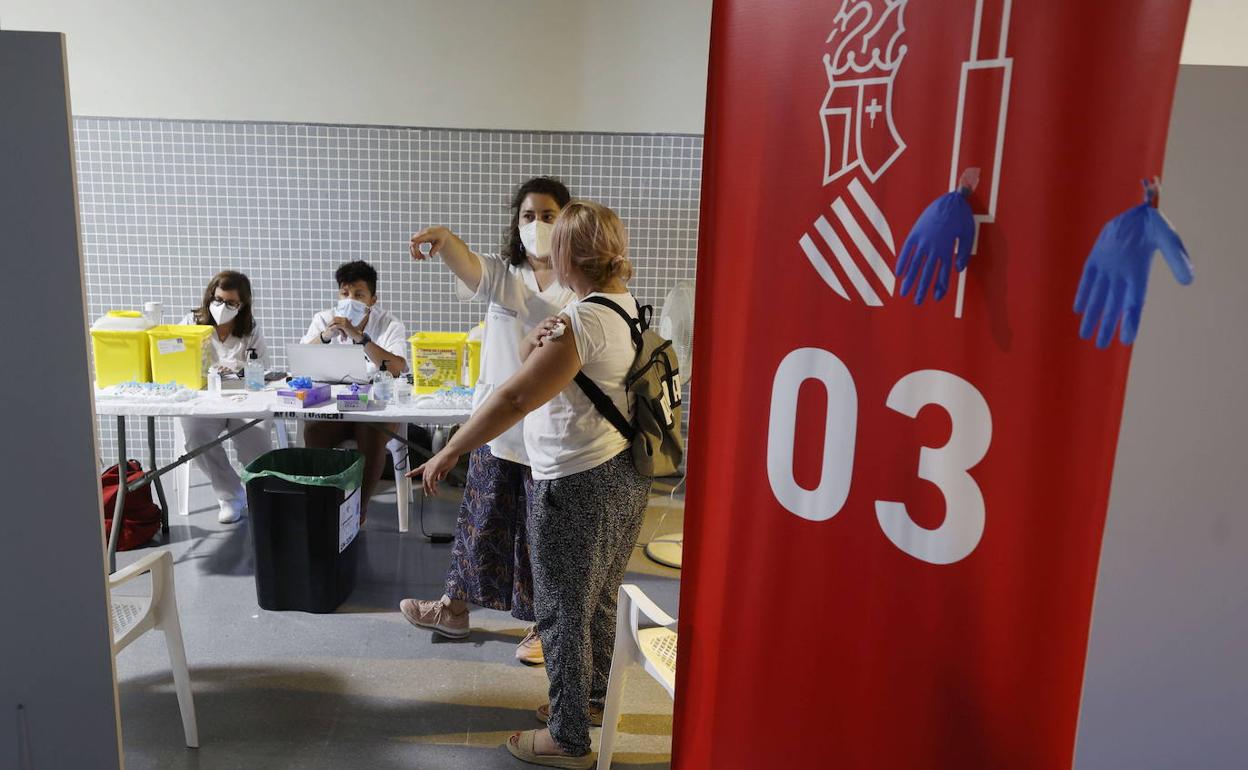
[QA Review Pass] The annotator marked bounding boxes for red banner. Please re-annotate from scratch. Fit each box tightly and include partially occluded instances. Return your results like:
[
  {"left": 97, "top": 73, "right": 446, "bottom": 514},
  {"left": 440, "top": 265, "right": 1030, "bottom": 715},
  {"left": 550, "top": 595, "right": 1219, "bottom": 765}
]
[{"left": 676, "top": 1, "right": 1190, "bottom": 768}]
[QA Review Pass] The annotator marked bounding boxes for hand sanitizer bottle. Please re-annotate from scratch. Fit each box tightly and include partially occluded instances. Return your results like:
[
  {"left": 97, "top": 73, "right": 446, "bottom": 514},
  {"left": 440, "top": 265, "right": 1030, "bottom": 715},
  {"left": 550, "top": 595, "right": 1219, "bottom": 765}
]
[{"left": 245, "top": 348, "right": 264, "bottom": 391}]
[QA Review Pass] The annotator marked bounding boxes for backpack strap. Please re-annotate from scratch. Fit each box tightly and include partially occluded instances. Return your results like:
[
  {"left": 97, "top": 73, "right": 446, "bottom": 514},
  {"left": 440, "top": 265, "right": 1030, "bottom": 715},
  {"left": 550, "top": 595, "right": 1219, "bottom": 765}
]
[
  {"left": 574, "top": 372, "right": 635, "bottom": 441},
  {"left": 572, "top": 295, "right": 644, "bottom": 441},
  {"left": 635, "top": 300, "right": 654, "bottom": 332},
  {"left": 581, "top": 295, "right": 646, "bottom": 348}
]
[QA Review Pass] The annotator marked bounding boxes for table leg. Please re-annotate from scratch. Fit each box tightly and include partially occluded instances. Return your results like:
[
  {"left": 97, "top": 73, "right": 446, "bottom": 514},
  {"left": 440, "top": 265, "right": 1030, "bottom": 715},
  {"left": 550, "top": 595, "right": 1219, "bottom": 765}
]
[
  {"left": 363, "top": 422, "right": 457, "bottom": 541},
  {"left": 148, "top": 416, "right": 171, "bottom": 534},
  {"left": 104, "top": 414, "right": 267, "bottom": 572},
  {"left": 106, "top": 415, "right": 127, "bottom": 573}
]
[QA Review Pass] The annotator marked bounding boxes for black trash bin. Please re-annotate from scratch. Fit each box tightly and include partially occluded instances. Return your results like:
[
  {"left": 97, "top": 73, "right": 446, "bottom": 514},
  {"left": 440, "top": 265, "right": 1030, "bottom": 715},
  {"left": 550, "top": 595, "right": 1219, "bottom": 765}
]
[{"left": 242, "top": 448, "right": 365, "bottom": 613}]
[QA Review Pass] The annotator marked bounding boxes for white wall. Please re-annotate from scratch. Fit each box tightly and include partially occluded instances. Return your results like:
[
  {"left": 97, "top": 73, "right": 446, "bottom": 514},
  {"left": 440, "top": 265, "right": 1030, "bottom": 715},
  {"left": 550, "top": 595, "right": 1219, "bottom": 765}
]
[
  {"left": 1075, "top": 64, "right": 1248, "bottom": 770},
  {"left": 0, "top": 1, "right": 1241, "bottom": 132},
  {"left": 0, "top": 0, "right": 713, "bottom": 133},
  {"left": 1181, "top": 0, "right": 1248, "bottom": 66}
]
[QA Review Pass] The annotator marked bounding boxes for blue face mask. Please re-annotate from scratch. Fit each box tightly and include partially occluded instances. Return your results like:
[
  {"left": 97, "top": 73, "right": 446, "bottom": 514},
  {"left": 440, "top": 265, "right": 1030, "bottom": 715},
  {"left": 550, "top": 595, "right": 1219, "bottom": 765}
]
[{"left": 335, "top": 298, "right": 369, "bottom": 326}]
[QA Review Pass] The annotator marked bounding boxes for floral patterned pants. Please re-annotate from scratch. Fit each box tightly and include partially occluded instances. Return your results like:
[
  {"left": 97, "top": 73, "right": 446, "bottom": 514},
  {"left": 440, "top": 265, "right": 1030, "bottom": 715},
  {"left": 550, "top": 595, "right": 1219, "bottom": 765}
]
[{"left": 443, "top": 445, "right": 536, "bottom": 621}]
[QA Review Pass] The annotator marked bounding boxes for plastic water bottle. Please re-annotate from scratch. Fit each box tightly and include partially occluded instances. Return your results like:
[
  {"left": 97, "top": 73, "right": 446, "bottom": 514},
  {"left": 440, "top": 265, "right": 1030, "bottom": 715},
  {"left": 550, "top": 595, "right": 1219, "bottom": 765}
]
[
  {"left": 394, "top": 375, "right": 412, "bottom": 404},
  {"left": 371, "top": 370, "right": 394, "bottom": 402},
  {"left": 143, "top": 300, "right": 163, "bottom": 327},
  {"left": 207, "top": 368, "right": 222, "bottom": 394},
  {"left": 245, "top": 348, "right": 264, "bottom": 391}
]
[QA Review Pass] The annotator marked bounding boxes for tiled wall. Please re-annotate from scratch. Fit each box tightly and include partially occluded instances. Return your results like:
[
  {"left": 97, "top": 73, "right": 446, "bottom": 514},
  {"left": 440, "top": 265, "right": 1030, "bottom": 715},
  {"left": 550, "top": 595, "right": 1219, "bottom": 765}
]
[{"left": 74, "top": 118, "right": 702, "bottom": 468}]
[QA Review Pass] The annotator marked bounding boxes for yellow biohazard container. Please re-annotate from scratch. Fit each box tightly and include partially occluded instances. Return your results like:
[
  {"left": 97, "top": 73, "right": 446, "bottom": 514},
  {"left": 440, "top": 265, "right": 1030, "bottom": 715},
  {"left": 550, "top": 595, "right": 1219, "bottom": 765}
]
[
  {"left": 409, "top": 332, "right": 467, "bottom": 394},
  {"left": 90, "top": 310, "right": 154, "bottom": 388},
  {"left": 464, "top": 323, "right": 484, "bottom": 387},
  {"left": 146, "top": 325, "right": 214, "bottom": 389}
]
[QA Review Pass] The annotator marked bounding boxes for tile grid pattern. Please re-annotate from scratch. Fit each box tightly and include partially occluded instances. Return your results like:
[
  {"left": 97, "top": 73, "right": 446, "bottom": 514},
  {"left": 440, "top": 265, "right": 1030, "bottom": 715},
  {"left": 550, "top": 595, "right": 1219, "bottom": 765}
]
[{"left": 74, "top": 118, "right": 702, "bottom": 468}]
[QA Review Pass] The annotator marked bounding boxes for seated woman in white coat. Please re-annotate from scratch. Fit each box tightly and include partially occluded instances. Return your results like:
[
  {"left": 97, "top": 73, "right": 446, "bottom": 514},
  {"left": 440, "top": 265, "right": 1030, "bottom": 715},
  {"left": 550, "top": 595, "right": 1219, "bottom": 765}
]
[{"left": 178, "top": 271, "right": 272, "bottom": 524}]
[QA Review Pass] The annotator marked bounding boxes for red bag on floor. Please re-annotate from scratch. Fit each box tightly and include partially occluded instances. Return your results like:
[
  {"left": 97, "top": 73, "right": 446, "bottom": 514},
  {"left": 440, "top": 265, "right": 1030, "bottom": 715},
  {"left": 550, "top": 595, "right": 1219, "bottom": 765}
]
[{"left": 101, "top": 460, "right": 161, "bottom": 551}]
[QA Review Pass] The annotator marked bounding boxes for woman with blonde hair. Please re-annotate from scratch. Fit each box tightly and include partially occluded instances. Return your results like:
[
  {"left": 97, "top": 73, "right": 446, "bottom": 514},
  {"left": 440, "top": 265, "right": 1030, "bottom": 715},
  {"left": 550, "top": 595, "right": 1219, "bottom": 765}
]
[{"left": 414, "top": 200, "right": 651, "bottom": 768}]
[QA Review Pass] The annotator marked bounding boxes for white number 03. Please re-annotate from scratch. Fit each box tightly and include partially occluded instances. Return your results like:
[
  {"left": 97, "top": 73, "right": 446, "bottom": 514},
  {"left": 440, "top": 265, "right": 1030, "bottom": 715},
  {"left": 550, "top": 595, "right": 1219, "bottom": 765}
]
[{"left": 766, "top": 348, "right": 992, "bottom": 565}]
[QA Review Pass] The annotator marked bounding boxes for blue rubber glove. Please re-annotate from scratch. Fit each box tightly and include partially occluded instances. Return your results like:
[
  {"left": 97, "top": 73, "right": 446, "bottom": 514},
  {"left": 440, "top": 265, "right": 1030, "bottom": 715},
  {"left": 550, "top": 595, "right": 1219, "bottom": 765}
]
[
  {"left": 1074, "top": 181, "right": 1193, "bottom": 348},
  {"left": 896, "top": 186, "right": 976, "bottom": 305}
]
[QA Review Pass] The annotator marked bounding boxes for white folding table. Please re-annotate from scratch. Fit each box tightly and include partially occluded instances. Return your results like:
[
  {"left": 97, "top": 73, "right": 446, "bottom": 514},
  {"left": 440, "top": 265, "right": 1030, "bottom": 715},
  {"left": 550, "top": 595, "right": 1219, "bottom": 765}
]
[{"left": 95, "top": 387, "right": 471, "bottom": 571}]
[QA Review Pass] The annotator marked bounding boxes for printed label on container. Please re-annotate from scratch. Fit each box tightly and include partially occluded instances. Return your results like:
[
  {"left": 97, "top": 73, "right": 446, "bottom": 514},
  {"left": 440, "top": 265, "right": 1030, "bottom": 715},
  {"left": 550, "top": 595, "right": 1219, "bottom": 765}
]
[
  {"left": 339, "top": 489, "right": 361, "bottom": 553},
  {"left": 157, "top": 338, "right": 186, "bottom": 355},
  {"left": 272, "top": 410, "right": 344, "bottom": 420}
]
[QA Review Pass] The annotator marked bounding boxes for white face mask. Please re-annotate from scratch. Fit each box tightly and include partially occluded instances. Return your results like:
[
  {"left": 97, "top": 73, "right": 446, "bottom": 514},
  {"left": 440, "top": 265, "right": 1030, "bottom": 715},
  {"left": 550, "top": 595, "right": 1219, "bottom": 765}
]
[
  {"left": 335, "top": 298, "right": 369, "bottom": 326},
  {"left": 519, "top": 220, "right": 554, "bottom": 259},
  {"left": 210, "top": 300, "right": 240, "bottom": 325}
]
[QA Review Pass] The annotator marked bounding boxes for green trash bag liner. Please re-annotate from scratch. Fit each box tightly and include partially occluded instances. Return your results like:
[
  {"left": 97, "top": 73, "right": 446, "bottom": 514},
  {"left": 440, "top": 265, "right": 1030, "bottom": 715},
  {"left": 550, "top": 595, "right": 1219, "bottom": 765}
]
[{"left": 242, "top": 448, "right": 364, "bottom": 493}]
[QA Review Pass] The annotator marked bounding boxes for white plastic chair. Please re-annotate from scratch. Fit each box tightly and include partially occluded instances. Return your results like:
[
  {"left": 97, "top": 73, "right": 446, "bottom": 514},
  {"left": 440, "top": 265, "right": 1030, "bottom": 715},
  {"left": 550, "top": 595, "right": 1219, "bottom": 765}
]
[
  {"left": 109, "top": 550, "right": 198, "bottom": 748},
  {"left": 172, "top": 418, "right": 191, "bottom": 519},
  {"left": 391, "top": 437, "right": 412, "bottom": 533},
  {"left": 288, "top": 421, "right": 412, "bottom": 533},
  {"left": 597, "top": 584, "right": 678, "bottom": 770},
  {"left": 172, "top": 418, "right": 288, "bottom": 518}
]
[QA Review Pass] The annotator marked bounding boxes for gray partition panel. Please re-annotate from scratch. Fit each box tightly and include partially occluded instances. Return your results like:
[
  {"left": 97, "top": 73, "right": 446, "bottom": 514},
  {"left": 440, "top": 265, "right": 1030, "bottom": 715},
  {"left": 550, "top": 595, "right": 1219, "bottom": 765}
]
[
  {"left": 0, "top": 31, "right": 122, "bottom": 770},
  {"left": 1076, "top": 64, "right": 1248, "bottom": 770}
]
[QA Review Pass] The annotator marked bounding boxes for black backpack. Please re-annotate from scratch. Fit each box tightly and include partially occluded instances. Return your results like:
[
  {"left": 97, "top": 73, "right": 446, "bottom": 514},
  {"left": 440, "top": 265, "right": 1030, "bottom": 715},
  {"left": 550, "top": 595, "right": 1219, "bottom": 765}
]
[{"left": 573, "top": 296, "right": 684, "bottom": 477}]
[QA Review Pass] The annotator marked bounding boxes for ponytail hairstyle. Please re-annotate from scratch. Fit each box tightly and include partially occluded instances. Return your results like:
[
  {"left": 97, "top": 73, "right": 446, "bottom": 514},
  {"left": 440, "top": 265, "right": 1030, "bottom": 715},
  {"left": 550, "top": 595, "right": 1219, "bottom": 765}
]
[{"left": 550, "top": 200, "right": 632, "bottom": 288}]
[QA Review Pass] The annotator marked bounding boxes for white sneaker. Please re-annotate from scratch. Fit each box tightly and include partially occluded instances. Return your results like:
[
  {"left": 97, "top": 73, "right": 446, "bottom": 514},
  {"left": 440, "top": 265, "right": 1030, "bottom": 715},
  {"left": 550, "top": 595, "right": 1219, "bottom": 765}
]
[{"left": 217, "top": 499, "right": 244, "bottom": 524}]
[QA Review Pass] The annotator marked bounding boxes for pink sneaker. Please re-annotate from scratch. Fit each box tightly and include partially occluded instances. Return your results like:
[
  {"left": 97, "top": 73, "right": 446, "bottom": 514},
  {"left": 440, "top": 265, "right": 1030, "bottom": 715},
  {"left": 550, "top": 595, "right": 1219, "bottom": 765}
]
[
  {"left": 515, "top": 625, "right": 545, "bottom": 665},
  {"left": 399, "top": 596, "right": 469, "bottom": 639}
]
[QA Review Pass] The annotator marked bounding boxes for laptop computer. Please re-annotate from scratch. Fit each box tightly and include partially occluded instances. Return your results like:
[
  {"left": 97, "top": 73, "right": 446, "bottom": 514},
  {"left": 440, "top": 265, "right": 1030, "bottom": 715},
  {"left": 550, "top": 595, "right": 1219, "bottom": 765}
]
[{"left": 287, "top": 343, "right": 370, "bottom": 384}]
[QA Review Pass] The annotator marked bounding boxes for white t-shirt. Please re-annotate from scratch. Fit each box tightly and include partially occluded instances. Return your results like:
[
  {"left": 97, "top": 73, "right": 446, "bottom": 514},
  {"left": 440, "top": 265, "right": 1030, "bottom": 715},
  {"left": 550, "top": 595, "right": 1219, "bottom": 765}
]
[
  {"left": 178, "top": 311, "right": 266, "bottom": 373},
  {"left": 300, "top": 304, "right": 408, "bottom": 377},
  {"left": 525, "top": 292, "right": 638, "bottom": 481},
  {"left": 460, "top": 253, "right": 575, "bottom": 465}
]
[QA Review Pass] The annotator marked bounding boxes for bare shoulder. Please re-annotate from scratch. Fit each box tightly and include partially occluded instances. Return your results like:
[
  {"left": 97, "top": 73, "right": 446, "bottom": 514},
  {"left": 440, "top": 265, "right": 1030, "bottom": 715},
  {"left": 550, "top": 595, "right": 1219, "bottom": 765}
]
[
  {"left": 542, "top": 313, "right": 576, "bottom": 348},
  {"left": 529, "top": 314, "right": 580, "bottom": 369}
]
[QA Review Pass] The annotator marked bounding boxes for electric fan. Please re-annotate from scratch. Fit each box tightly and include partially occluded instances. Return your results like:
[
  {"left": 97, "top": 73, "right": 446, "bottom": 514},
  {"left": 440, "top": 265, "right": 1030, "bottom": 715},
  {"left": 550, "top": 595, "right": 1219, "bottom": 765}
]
[{"left": 645, "top": 281, "right": 694, "bottom": 569}]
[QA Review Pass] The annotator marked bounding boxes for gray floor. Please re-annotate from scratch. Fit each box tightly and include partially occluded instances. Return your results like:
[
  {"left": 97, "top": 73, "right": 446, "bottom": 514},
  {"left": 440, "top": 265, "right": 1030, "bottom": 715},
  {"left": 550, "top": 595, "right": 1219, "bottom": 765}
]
[{"left": 112, "top": 467, "right": 683, "bottom": 770}]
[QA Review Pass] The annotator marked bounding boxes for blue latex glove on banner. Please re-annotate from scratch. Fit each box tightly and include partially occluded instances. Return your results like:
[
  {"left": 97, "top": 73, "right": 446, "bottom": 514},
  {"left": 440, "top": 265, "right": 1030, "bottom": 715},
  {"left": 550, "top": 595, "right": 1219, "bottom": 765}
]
[
  {"left": 1074, "top": 180, "right": 1193, "bottom": 348},
  {"left": 896, "top": 180, "right": 977, "bottom": 305}
]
